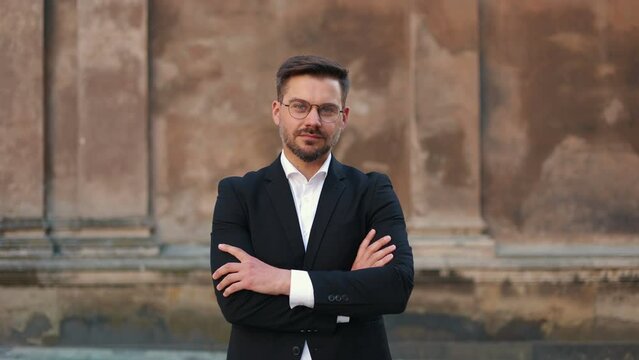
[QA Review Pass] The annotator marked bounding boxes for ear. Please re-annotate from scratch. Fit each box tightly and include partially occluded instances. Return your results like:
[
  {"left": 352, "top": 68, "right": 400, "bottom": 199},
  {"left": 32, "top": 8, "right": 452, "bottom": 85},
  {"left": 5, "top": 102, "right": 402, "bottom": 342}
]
[
  {"left": 340, "top": 106, "right": 350, "bottom": 129},
  {"left": 272, "top": 100, "right": 281, "bottom": 126}
]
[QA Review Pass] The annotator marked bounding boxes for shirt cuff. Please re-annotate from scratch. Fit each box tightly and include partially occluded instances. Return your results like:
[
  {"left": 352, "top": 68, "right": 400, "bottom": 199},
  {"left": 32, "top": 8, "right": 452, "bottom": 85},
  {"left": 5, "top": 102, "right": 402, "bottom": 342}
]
[
  {"left": 337, "top": 316, "right": 350, "bottom": 323},
  {"left": 289, "top": 270, "right": 314, "bottom": 309}
]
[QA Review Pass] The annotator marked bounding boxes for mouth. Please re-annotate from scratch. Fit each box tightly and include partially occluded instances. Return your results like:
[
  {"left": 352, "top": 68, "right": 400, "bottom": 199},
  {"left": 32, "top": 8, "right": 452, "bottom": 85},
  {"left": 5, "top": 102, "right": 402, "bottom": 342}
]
[{"left": 297, "top": 131, "right": 324, "bottom": 140}]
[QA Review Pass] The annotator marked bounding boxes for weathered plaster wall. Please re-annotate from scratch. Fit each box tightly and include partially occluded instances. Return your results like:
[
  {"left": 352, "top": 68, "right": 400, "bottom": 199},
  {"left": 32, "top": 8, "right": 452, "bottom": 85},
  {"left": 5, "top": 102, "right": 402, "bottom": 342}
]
[
  {"left": 0, "top": 1, "right": 44, "bottom": 218},
  {"left": 151, "top": 0, "right": 413, "bottom": 243},
  {"left": 2, "top": 0, "right": 639, "bottom": 351},
  {"left": 75, "top": 0, "right": 149, "bottom": 218},
  {"left": 1, "top": 272, "right": 638, "bottom": 347},
  {"left": 409, "top": 0, "right": 484, "bottom": 234},
  {"left": 150, "top": 0, "right": 488, "bottom": 243},
  {"left": 406, "top": 273, "right": 639, "bottom": 341},
  {"left": 151, "top": 1, "right": 284, "bottom": 243},
  {"left": 481, "top": 0, "right": 639, "bottom": 242},
  {"left": 46, "top": 0, "right": 150, "bottom": 220},
  {"left": 0, "top": 275, "right": 227, "bottom": 348},
  {"left": 3, "top": 0, "right": 637, "bottom": 244}
]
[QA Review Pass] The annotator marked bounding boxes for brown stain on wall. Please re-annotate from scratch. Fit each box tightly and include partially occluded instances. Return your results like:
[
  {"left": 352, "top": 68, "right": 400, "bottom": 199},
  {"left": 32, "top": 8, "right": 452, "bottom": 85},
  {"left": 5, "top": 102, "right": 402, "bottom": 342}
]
[
  {"left": 341, "top": 122, "right": 410, "bottom": 205},
  {"left": 416, "top": 0, "right": 478, "bottom": 53},
  {"left": 283, "top": 2, "right": 408, "bottom": 90},
  {"left": 81, "top": 0, "right": 146, "bottom": 30},
  {"left": 279, "top": 1, "right": 412, "bottom": 210},
  {"left": 421, "top": 129, "right": 470, "bottom": 187},
  {"left": 482, "top": 2, "right": 639, "bottom": 235},
  {"left": 514, "top": 8, "right": 602, "bottom": 229}
]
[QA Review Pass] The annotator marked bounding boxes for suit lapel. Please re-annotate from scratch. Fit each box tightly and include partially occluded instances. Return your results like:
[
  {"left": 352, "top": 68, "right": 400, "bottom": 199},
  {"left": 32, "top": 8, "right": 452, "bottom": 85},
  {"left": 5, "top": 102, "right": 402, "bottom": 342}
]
[
  {"left": 303, "top": 158, "right": 346, "bottom": 269},
  {"left": 264, "top": 158, "right": 306, "bottom": 259}
]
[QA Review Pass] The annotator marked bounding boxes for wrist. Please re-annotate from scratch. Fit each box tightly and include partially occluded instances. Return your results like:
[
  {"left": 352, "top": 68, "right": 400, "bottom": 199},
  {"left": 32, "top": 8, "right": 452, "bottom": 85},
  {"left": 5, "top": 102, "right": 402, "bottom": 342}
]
[{"left": 280, "top": 269, "right": 291, "bottom": 296}]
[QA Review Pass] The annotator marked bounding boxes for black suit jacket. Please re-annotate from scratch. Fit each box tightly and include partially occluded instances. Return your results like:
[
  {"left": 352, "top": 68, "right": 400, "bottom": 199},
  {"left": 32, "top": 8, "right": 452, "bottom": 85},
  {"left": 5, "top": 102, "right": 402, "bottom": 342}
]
[{"left": 210, "top": 156, "right": 414, "bottom": 360}]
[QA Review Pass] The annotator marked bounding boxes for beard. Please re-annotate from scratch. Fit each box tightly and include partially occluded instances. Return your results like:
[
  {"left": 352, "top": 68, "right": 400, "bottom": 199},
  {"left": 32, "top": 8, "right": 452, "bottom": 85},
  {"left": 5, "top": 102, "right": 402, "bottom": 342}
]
[{"left": 280, "top": 126, "right": 341, "bottom": 163}]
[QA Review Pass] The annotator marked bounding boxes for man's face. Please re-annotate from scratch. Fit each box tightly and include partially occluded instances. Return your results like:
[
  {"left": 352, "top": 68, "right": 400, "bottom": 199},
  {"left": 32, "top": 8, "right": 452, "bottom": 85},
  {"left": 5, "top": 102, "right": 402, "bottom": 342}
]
[{"left": 272, "top": 75, "right": 349, "bottom": 163}]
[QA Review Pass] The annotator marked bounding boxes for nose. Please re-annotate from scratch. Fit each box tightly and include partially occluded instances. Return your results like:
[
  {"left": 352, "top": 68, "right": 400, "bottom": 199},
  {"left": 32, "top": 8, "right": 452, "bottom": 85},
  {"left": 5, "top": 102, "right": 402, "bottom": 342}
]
[{"left": 303, "top": 106, "right": 322, "bottom": 126}]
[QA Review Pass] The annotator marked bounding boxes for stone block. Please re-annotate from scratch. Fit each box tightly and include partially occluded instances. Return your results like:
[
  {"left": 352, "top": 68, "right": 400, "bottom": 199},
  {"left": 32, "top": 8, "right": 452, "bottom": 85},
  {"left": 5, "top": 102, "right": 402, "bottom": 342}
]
[
  {"left": 0, "top": 280, "right": 228, "bottom": 348},
  {"left": 532, "top": 343, "right": 639, "bottom": 360}
]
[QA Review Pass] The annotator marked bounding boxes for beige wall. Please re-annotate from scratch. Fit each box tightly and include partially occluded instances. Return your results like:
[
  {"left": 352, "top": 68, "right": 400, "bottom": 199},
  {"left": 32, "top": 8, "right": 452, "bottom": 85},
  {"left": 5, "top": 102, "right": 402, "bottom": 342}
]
[
  {"left": 149, "top": 0, "right": 485, "bottom": 243},
  {"left": 481, "top": 0, "right": 639, "bottom": 242},
  {"left": 2, "top": 0, "right": 639, "bottom": 349},
  {"left": 0, "top": 1, "right": 44, "bottom": 219},
  {"left": 1, "top": 0, "right": 638, "bottom": 246}
]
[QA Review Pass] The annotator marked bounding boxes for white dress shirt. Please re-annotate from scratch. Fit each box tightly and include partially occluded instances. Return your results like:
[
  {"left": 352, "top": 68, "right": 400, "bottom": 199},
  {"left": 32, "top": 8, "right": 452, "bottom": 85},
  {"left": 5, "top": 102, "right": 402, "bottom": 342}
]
[{"left": 281, "top": 152, "right": 348, "bottom": 360}]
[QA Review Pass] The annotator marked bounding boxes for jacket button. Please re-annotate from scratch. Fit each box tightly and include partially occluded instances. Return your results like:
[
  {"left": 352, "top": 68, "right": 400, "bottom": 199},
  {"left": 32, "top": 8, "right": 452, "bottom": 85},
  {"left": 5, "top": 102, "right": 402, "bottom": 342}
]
[
  {"left": 292, "top": 346, "right": 300, "bottom": 356},
  {"left": 342, "top": 294, "right": 349, "bottom": 302},
  {"left": 328, "top": 295, "right": 335, "bottom": 302},
  {"left": 334, "top": 295, "right": 342, "bottom": 302}
]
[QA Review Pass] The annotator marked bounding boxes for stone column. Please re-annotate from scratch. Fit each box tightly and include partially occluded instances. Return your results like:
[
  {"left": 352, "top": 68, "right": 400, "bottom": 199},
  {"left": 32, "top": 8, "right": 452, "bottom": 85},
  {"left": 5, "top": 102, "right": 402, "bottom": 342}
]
[
  {"left": 407, "top": 0, "right": 488, "bottom": 248},
  {"left": 0, "top": 0, "right": 47, "bottom": 253},
  {"left": 76, "top": 0, "right": 149, "bottom": 219},
  {"left": 47, "top": 0, "right": 154, "bottom": 254}
]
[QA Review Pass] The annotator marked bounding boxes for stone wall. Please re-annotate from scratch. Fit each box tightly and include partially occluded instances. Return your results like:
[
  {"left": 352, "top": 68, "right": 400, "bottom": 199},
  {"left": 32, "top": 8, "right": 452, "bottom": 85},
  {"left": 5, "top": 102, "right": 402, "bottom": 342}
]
[
  {"left": 1, "top": 269, "right": 638, "bottom": 349},
  {"left": 0, "top": 1, "right": 44, "bottom": 220},
  {"left": 1, "top": 0, "right": 639, "bottom": 352},
  {"left": 2, "top": 0, "right": 636, "bottom": 246},
  {"left": 150, "top": 0, "right": 486, "bottom": 242},
  {"left": 481, "top": 0, "right": 639, "bottom": 243}
]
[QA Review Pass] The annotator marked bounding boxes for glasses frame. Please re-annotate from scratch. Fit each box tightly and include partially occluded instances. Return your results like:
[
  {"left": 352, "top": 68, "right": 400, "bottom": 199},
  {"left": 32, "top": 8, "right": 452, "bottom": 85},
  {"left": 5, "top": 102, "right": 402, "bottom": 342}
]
[{"left": 281, "top": 99, "right": 344, "bottom": 124}]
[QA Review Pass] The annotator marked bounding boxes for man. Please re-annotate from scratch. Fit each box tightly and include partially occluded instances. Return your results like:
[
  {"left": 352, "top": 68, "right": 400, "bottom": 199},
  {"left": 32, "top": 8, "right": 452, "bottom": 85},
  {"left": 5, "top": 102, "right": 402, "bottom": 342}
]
[{"left": 210, "top": 55, "right": 413, "bottom": 360}]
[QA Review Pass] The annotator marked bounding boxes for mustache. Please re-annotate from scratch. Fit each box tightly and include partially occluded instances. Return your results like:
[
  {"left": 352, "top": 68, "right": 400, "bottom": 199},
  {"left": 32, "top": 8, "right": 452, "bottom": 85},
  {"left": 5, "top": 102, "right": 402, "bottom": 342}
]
[{"left": 295, "top": 129, "right": 325, "bottom": 138}]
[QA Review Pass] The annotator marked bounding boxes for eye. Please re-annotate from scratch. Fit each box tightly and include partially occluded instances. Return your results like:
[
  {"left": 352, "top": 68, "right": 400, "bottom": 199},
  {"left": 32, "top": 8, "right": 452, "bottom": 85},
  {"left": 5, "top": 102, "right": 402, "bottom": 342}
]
[
  {"left": 290, "top": 101, "right": 309, "bottom": 112},
  {"left": 319, "top": 104, "right": 340, "bottom": 116}
]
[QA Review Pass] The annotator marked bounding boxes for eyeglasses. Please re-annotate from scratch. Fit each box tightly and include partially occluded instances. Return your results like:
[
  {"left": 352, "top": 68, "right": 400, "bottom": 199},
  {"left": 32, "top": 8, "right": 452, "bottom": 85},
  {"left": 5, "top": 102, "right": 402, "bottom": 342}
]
[{"left": 281, "top": 99, "right": 343, "bottom": 123}]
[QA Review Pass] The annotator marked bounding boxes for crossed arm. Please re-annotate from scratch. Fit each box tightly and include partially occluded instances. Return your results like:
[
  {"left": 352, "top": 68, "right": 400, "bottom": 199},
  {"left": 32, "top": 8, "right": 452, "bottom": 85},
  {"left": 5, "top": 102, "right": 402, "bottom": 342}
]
[
  {"left": 210, "top": 175, "right": 413, "bottom": 332},
  {"left": 212, "top": 228, "right": 395, "bottom": 297}
]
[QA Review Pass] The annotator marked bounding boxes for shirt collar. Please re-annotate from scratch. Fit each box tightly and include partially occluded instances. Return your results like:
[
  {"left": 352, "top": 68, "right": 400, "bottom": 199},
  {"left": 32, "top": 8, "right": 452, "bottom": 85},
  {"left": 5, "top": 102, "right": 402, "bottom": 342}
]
[{"left": 280, "top": 151, "right": 332, "bottom": 181}]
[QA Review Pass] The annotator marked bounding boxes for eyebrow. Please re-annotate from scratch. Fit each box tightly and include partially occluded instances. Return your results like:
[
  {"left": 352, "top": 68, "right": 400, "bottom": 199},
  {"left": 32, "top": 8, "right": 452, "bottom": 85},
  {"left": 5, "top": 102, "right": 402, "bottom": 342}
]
[{"left": 287, "top": 97, "right": 340, "bottom": 107}]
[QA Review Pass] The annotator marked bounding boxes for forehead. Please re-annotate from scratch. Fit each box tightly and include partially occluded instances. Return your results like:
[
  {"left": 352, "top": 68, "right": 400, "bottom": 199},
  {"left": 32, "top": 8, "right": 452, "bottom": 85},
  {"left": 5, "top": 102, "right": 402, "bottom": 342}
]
[{"left": 282, "top": 75, "right": 342, "bottom": 104}]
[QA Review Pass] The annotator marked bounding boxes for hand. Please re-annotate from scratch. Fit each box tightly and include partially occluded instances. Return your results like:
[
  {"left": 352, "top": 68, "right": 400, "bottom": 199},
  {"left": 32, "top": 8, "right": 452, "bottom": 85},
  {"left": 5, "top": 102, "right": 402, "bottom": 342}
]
[
  {"left": 351, "top": 229, "right": 395, "bottom": 271},
  {"left": 212, "top": 244, "right": 291, "bottom": 297}
]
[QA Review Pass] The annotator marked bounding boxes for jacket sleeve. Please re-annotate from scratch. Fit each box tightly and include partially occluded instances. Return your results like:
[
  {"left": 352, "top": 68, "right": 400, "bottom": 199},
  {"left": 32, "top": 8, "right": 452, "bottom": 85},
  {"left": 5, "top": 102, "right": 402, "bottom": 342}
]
[
  {"left": 210, "top": 177, "right": 337, "bottom": 333},
  {"left": 308, "top": 173, "right": 414, "bottom": 317}
]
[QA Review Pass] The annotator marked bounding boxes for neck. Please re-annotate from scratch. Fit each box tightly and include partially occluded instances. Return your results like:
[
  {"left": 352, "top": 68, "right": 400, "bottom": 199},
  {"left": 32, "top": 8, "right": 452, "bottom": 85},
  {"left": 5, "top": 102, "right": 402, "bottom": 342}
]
[{"left": 282, "top": 148, "right": 329, "bottom": 181}]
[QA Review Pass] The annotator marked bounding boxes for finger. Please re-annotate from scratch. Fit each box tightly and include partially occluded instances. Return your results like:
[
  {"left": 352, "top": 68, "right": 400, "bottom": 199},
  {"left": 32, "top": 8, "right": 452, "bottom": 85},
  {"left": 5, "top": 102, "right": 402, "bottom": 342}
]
[
  {"left": 223, "top": 281, "right": 245, "bottom": 297},
  {"left": 373, "top": 253, "right": 394, "bottom": 267},
  {"left": 365, "top": 235, "right": 391, "bottom": 254},
  {"left": 216, "top": 272, "right": 241, "bottom": 292},
  {"left": 212, "top": 262, "right": 241, "bottom": 280},
  {"left": 370, "top": 244, "right": 396, "bottom": 263},
  {"left": 356, "top": 229, "right": 376, "bottom": 258},
  {"left": 212, "top": 262, "right": 239, "bottom": 280},
  {"left": 218, "top": 244, "right": 249, "bottom": 262}
]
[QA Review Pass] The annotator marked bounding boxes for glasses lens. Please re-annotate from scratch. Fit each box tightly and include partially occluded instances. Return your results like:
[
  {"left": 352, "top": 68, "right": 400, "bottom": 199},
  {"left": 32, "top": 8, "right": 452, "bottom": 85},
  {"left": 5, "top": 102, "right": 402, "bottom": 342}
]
[
  {"left": 286, "top": 100, "right": 341, "bottom": 122},
  {"left": 288, "top": 100, "right": 310, "bottom": 118},
  {"left": 318, "top": 104, "right": 340, "bottom": 122}
]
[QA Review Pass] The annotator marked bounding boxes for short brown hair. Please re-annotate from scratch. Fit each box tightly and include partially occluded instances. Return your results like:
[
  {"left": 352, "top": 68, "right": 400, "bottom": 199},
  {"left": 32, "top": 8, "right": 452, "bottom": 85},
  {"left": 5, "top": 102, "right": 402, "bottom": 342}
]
[{"left": 276, "top": 55, "right": 350, "bottom": 106}]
